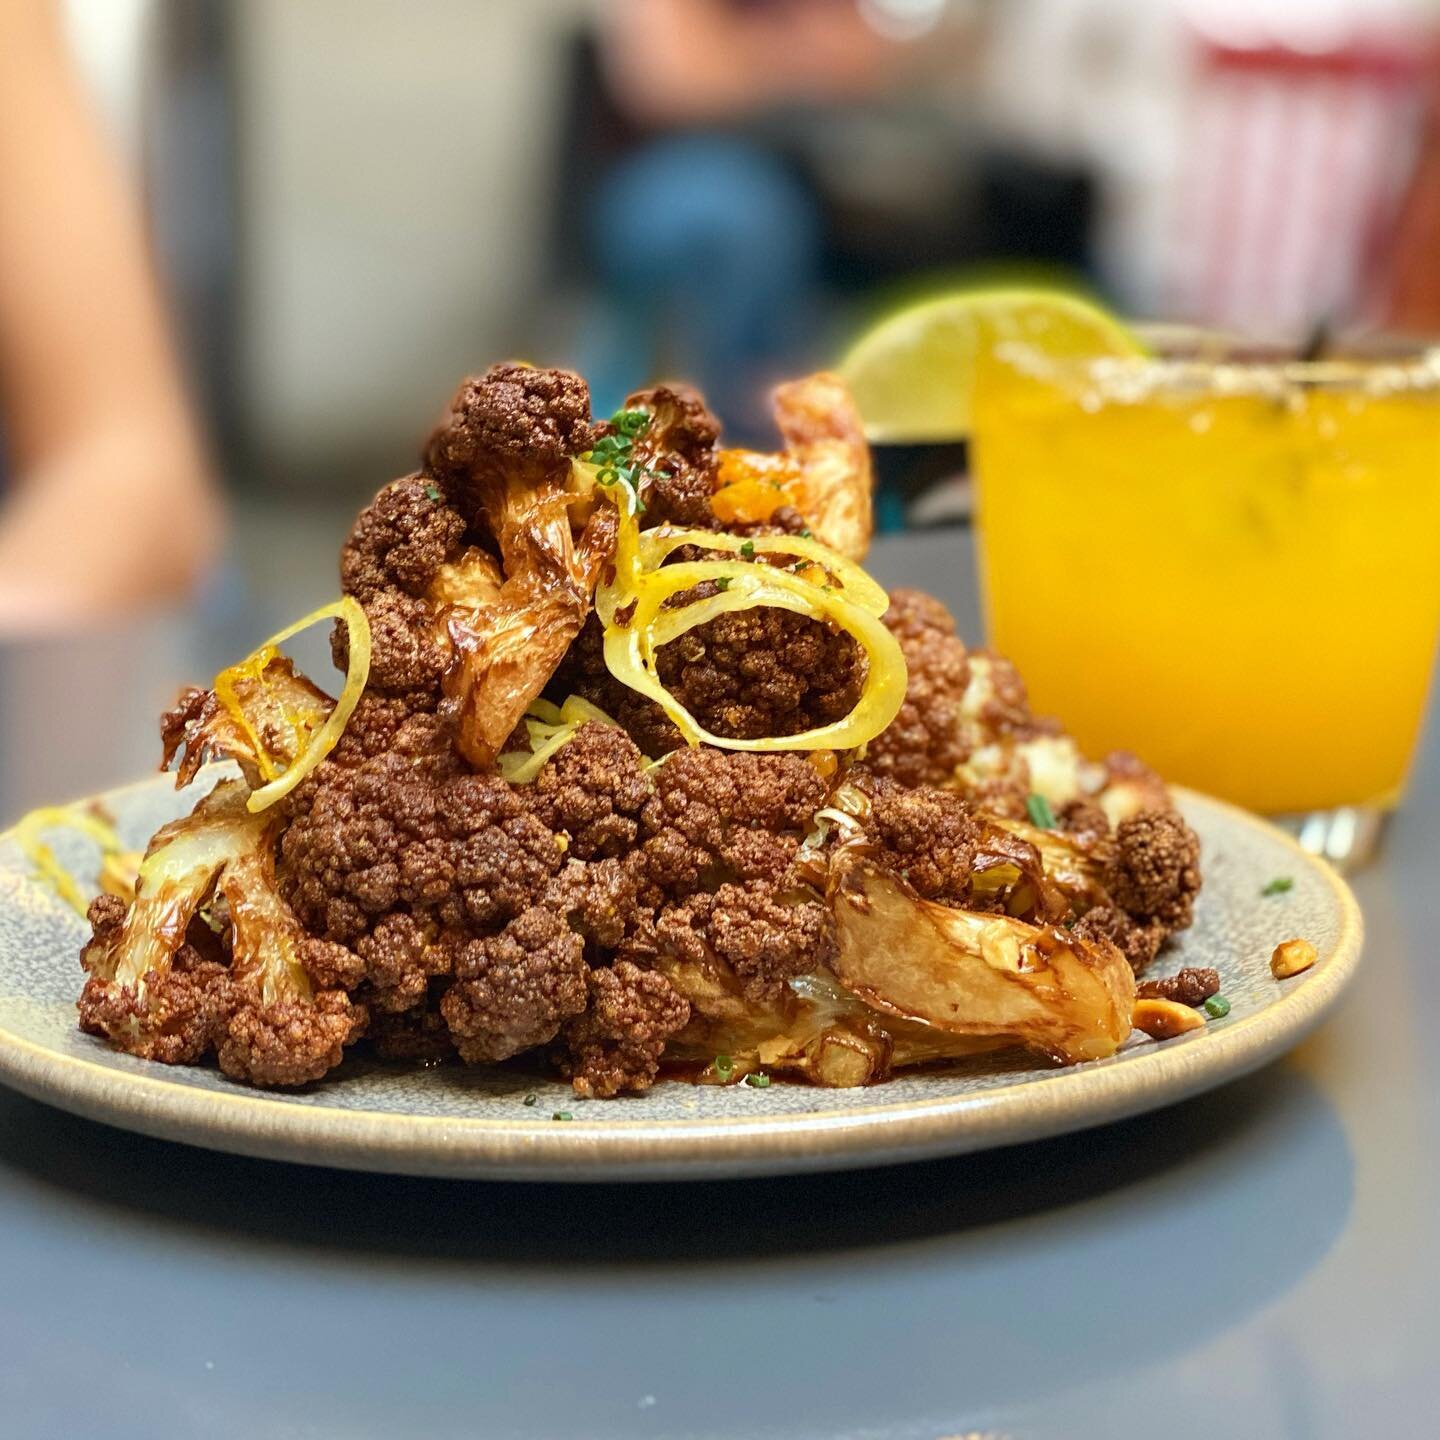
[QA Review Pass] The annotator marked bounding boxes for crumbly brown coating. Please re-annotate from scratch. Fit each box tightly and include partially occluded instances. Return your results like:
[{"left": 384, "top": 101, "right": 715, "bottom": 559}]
[
  {"left": 425, "top": 363, "right": 602, "bottom": 486},
  {"left": 1070, "top": 905, "right": 1167, "bottom": 975},
  {"left": 1136, "top": 966, "right": 1221, "bottom": 1005},
  {"left": 640, "top": 747, "right": 829, "bottom": 897},
  {"left": 441, "top": 906, "right": 587, "bottom": 1062},
  {"left": 546, "top": 853, "right": 657, "bottom": 955},
  {"left": 549, "top": 617, "right": 681, "bottom": 756},
  {"left": 300, "top": 936, "right": 368, "bottom": 992},
  {"left": 625, "top": 383, "right": 722, "bottom": 526},
  {"left": 865, "top": 588, "right": 972, "bottom": 787},
  {"left": 217, "top": 987, "right": 365, "bottom": 1087},
  {"left": 556, "top": 605, "right": 866, "bottom": 753},
  {"left": 1107, "top": 811, "right": 1202, "bottom": 935},
  {"left": 340, "top": 473, "right": 466, "bottom": 600},
  {"left": 560, "top": 961, "right": 690, "bottom": 1097},
  {"left": 856, "top": 777, "right": 985, "bottom": 906},
  {"left": 655, "top": 607, "right": 864, "bottom": 741},
  {"left": 76, "top": 950, "right": 230, "bottom": 1073},
  {"left": 532, "top": 723, "right": 651, "bottom": 858},
  {"left": 658, "top": 880, "right": 836, "bottom": 1001},
  {"left": 330, "top": 464, "right": 477, "bottom": 706},
  {"left": 76, "top": 898, "right": 230, "bottom": 1064},
  {"left": 280, "top": 751, "right": 565, "bottom": 946},
  {"left": 352, "top": 913, "right": 443, "bottom": 1013},
  {"left": 338, "top": 587, "right": 451, "bottom": 695},
  {"left": 267, "top": 699, "right": 840, "bottom": 1089}
]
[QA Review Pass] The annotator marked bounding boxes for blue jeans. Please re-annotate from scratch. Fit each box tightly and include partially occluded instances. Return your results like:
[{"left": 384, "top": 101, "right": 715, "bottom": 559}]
[{"left": 582, "top": 134, "right": 822, "bottom": 439}]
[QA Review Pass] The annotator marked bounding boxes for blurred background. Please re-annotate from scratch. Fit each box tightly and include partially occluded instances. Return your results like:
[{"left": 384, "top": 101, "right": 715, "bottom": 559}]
[
  {"left": 3, "top": 0, "right": 1440, "bottom": 816},
  {"left": 58, "top": 0, "right": 1440, "bottom": 503}
]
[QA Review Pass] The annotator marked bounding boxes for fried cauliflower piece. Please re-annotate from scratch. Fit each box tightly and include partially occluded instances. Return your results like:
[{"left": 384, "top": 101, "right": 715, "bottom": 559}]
[
  {"left": 560, "top": 960, "right": 691, "bottom": 1098},
  {"left": 770, "top": 371, "right": 874, "bottom": 561},
  {"left": 423, "top": 365, "right": 616, "bottom": 768},
  {"left": 623, "top": 382, "right": 723, "bottom": 527},
  {"left": 74, "top": 360, "right": 1210, "bottom": 1101},
  {"left": 826, "top": 846, "right": 1135, "bottom": 1065},
  {"left": 441, "top": 905, "right": 588, "bottom": 1063},
  {"left": 662, "top": 966, "right": 1003, "bottom": 1088},
  {"left": 160, "top": 657, "right": 334, "bottom": 789},
  {"left": 78, "top": 778, "right": 365, "bottom": 1084}
]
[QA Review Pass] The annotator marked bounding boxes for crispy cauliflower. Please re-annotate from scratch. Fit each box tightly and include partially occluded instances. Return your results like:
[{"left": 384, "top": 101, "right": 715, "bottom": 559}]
[{"left": 74, "top": 362, "right": 1203, "bottom": 1097}]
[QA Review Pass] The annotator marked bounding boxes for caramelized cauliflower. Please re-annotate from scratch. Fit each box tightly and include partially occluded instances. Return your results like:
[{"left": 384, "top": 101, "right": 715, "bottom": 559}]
[
  {"left": 560, "top": 961, "right": 690, "bottom": 1098},
  {"left": 72, "top": 361, "right": 1204, "bottom": 1099}
]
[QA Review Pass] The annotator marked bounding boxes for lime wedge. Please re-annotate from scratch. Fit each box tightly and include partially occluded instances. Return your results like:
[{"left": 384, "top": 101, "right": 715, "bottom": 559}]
[{"left": 840, "top": 289, "right": 1145, "bottom": 442}]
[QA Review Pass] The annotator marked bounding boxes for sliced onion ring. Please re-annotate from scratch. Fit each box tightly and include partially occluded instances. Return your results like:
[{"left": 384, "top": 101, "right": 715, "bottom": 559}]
[
  {"left": 636, "top": 527, "right": 889, "bottom": 615},
  {"left": 243, "top": 597, "right": 372, "bottom": 814},
  {"left": 604, "top": 557, "right": 907, "bottom": 752}
]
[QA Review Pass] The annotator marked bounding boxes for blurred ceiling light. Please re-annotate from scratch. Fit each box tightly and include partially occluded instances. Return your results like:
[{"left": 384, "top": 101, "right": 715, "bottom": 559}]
[{"left": 858, "top": 0, "right": 948, "bottom": 43}]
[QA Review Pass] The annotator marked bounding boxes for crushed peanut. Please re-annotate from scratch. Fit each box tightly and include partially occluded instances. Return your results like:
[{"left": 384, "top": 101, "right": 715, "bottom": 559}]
[
  {"left": 1271, "top": 938, "right": 1317, "bottom": 979},
  {"left": 1132, "top": 997, "right": 1207, "bottom": 1040}
]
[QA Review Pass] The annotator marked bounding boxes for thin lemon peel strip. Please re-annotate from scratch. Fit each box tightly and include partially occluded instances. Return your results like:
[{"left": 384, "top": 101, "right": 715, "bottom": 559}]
[
  {"left": 217, "top": 597, "right": 372, "bottom": 814},
  {"left": 596, "top": 506, "right": 907, "bottom": 752},
  {"left": 15, "top": 806, "right": 125, "bottom": 916}
]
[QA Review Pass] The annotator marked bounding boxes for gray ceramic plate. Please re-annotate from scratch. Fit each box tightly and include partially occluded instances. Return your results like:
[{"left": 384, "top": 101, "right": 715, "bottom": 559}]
[{"left": 0, "top": 775, "right": 1362, "bottom": 1181}]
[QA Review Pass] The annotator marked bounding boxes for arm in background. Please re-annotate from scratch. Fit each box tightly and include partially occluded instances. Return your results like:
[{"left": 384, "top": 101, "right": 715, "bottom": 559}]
[{"left": 0, "top": 0, "right": 222, "bottom": 635}]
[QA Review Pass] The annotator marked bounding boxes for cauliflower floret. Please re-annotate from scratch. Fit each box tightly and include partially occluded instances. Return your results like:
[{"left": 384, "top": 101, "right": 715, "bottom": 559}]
[
  {"left": 561, "top": 961, "right": 690, "bottom": 1098},
  {"left": 441, "top": 906, "right": 587, "bottom": 1063}
]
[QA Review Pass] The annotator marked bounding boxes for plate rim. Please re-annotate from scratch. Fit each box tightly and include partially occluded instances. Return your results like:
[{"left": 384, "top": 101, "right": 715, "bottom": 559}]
[{"left": 0, "top": 780, "right": 1364, "bottom": 1180}]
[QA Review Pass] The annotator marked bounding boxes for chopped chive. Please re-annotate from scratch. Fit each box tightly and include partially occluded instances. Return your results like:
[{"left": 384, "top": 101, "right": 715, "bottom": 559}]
[
  {"left": 523, "top": 1093, "right": 537, "bottom": 1107},
  {"left": 742, "top": 1072, "right": 771, "bottom": 1088},
  {"left": 1026, "top": 793, "right": 1057, "bottom": 830},
  {"left": 1203, "top": 994, "right": 1231, "bottom": 1019},
  {"left": 740, "top": 540, "right": 756, "bottom": 560},
  {"left": 798, "top": 527, "right": 813, "bottom": 538},
  {"left": 552, "top": 1111, "right": 574, "bottom": 1122},
  {"left": 713, "top": 1053, "right": 735, "bottom": 1080},
  {"left": 1261, "top": 876, "right": 1293, "bottom": 897},
  {"left": 714, "top": 577, "right": 732, "bottom": 592},
  {"left": 423, "top": 483, "right": 442, "bottom": 502}
]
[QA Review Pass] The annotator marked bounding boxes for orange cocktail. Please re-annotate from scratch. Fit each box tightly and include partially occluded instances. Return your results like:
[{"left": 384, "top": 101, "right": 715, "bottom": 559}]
[{"left": 972, "top": 346, "right": 1440, "bottom": 818}]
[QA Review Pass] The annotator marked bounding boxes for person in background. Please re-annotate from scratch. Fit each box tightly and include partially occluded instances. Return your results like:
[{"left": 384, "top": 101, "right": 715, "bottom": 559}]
[
  {"left": 0, "top": 0, "right": 220, "bottom": 636},
  {"left": 585, "top": 0, "right": 917, "bottom": 435}
]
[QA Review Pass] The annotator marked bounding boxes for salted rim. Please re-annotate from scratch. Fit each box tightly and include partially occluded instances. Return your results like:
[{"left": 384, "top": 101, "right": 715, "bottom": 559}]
[
  {"left": 997, "top": 339, "right": 1440, "bottom": 403},
  {"left": 0, "top": 782, "right": 1363, "bottom": 1181}
]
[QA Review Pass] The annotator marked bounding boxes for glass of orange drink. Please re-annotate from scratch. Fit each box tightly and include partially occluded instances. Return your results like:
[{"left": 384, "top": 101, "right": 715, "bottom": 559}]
[{"left": 971, "top": 338, "right": 1440, "bottom": 866}]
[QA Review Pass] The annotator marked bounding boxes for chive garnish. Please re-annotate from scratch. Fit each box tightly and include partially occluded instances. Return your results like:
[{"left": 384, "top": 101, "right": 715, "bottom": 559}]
[{"left": 1026, "top": 793, "right": 1056, "bottom": 829}]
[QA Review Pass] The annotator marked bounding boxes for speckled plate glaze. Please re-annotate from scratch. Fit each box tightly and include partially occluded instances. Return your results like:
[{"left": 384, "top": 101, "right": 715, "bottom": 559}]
[{"left": 0, "top": 774, "right": 1361, "bottom": 1181}]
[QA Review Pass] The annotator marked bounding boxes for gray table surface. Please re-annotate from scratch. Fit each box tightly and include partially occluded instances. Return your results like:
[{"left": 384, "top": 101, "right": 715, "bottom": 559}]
[{"left": 1, "top": 527, "right": 1436, "bottom": 1440}]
